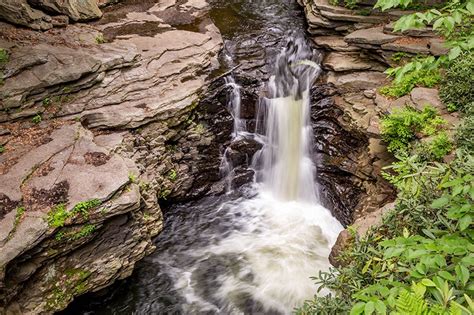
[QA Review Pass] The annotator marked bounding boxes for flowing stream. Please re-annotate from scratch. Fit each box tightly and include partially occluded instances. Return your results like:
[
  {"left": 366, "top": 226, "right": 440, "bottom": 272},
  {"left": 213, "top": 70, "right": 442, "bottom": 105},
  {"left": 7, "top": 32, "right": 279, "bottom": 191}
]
[{"left": 65, "top": 0, "right": 343, "bottom": 314}]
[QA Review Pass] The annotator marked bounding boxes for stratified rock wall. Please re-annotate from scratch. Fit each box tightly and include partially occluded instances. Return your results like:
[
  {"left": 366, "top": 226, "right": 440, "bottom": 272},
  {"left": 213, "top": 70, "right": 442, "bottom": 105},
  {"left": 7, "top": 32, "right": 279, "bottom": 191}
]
[
  {"left": 0, "top": 0, "right": 230, "bottom": 313},
  {"left": 300, "top": 0, "right": 456, "bottom": 224},
  {"left": 300, "top": 0, "right": 457, "bottom": 238}
]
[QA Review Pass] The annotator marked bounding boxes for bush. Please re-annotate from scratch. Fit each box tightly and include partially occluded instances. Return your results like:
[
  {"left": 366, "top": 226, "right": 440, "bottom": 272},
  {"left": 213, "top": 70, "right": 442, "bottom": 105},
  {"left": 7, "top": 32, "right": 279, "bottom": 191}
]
[
  {"left": 297, "top": 152, "right": 474, "bottom": 315},
  {"left": 380, "top": 68, "right": 441, "bottom": 98},
  {"left": 456, "top": 114, "right": 474, "bottom": 151},
  {"left": 439, "top": 53, "right": 474, "bottom": 113},
  {"left": 381, "top": 106, "right": 446, "bottom": 153}
]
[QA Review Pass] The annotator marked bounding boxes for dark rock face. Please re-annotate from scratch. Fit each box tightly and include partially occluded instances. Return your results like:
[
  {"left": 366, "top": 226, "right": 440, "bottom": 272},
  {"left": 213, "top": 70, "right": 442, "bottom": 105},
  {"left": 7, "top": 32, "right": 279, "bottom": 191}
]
[{"left": 310, "top": 84, "right": 370, "bottom": 226}]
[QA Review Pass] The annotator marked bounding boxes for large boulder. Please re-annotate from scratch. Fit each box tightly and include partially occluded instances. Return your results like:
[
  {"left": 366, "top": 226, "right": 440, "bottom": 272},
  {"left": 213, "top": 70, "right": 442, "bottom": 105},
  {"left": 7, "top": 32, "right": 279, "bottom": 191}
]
[
  {"left": 28, "top": 0, "right": 103, "bottom": 21},
  {"left": 0, "top": 0, "right": 52, "bottom": 30}
]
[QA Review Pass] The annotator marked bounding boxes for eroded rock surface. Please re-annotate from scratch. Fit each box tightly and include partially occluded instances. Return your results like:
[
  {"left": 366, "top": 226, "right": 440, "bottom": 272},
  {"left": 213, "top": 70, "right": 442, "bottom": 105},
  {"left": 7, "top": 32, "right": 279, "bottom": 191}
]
[{"left": 0, "top": 0, "right": 229, "bottom": 313}]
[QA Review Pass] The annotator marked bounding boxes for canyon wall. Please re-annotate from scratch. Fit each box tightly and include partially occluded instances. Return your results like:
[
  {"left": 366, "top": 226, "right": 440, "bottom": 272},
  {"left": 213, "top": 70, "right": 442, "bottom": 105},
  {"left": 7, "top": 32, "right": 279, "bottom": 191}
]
[
  {"left": 299, "top": 0, "right": 458, "bottom": 258},
  {"left": 0, "top": 0, "right": 248, "bottom": 313}
]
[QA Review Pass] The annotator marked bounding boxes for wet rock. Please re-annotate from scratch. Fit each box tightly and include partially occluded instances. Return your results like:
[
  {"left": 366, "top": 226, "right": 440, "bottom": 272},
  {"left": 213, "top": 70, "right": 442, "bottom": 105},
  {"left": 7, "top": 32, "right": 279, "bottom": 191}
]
[
  {"left": 225, "top": 138, "right": 263, "bottom": 167},
  {"left": 329, "top": 202, "right": 395, "bottom": 266}
]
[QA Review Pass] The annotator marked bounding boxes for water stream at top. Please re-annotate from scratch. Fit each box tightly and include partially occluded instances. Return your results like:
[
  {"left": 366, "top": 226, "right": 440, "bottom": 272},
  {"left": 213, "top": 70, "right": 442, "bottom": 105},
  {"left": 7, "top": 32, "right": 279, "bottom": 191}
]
[{"left": 65, "top": 1, "right": 343, "bottom": 314}]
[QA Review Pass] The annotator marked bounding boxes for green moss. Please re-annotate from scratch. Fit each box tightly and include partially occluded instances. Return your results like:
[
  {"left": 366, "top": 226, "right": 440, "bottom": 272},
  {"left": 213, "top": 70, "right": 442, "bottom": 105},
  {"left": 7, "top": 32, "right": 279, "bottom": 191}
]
[
  {"left": 55, "top": 224, "right": 96, "bottom": 242},
  {"left": 391, "top": 52, "right": 410, "bottom": 63},
  {"left": 47, "top": 199, "right": 101, "bottom": 228},
  {"left": 71, "top": 199, "right": 101, "bottom": 218},
  {"left": 46, "top": 268, "right": 91, "bottom": 311},
  {"left": 0, "top": 48, "right": 9, "bottom": 66},
  {"left": 159, "top": 189, "right": 171, "bottom": 200},
  {"left": 168, "top": 169, "right": 177, "bottom": 181},
  {"left": 95, "top": 34, "right": 106, "bottom": 44},
  {"left": 42, "top": 97, "right": 52, "bottom": 107},
  {"left": 47, "top": 204, "right": 69, "bottom": 228},
  {"left": 128, "top": 172, "right": 137, "bottom": 183},
  {"left": 0, "top": 145, "right": 4, "bottom": 154},
  {"left": 32, "top": 114, "right": 42, "bottom": 124}
]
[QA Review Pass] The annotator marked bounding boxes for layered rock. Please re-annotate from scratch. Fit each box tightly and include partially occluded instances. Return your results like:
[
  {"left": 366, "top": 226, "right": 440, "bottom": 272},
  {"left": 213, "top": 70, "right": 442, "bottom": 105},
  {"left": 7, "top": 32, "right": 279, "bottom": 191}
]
[
  {"left": 0, "top": 0, "right": 231, "bottom": 313},
  {"left": 300, "top": 0, "right": 457, "bottom": 260}
]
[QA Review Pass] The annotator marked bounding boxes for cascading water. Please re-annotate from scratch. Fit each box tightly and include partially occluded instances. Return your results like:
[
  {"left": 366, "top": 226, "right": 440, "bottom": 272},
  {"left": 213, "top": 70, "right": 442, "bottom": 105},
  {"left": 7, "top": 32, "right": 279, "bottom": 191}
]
[
  {"left": 64, "top": 2, "right": 344, "bottom": 314},
  {"left": 257, "top": 37, "right": 321, "bottom": 203}
]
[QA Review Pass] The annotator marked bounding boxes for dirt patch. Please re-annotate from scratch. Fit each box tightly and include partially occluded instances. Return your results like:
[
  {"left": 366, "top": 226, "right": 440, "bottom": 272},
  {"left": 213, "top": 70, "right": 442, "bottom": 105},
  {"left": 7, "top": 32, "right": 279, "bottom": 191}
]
[
  {"left": 34, "top": 162, "right": 55, "bottom": 177},
  {"left": 0, "top": 193, "right": 20, "bottom": 220},
  {"left": 84, "top": 152, "right": 111, "bottom": 166},
  {"left": 3, "top": 120, "right": 68, "bottom": 149},
  {"left": 25, "top": 180, "right": 70, "bottom": 212}
]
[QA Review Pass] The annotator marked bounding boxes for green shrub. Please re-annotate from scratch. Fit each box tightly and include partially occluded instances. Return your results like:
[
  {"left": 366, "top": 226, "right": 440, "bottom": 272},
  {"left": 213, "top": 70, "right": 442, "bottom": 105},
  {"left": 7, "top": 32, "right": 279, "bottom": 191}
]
[
  {"left": 47, "top": 204, "right": 69, "bottom": 228},
  {"left": 298, "top": 152, "right": 474, "bottom": 315},
  {"left": 47, "top": 199, "right": 101, "bottom": 228},
  {"left": 32, "top": 114, "right": 42, "bottom": 124},
  {"left": 456, "top": 114, "right": 474, "bottom": 151},
  {"left": 439, "top": 53, "right": 474, "bottom": 113},
  {"left": 380, "top": 67, "right": 441, "bottom": 98},
  {"left": 381, "top": 106, "right": 446, "bottom": 153}
]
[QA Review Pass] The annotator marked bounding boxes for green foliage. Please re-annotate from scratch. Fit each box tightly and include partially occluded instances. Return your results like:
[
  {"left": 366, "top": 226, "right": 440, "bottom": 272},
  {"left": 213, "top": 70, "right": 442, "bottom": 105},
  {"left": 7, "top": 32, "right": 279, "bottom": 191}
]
[
  {"left": 439, "top": 53, "right": 474, "bottom": 112},
  {"left": 168, "top": 169, "right": 177, "bottom": 181},
  {"left": 55, "top": 224, "right": 97, "bottom": 241},
  {"left": 0, "top": 145, "right": 4, "bottom": 154},
  {"left": 32, "top": 114, "right": 42, "bottom": 124},
  {"left": 391, "top": 52, "right": 411, "bottom": 63},
  {"left": 380, "top": 57, "right": 441, "bottom": 98},
  {"left": 299, "top": 151, "right": 474, "bottom": 315},
  {"left": 42, "top": 97, "right": 52, "bottom": 107},
  {"left": 47, "top": 204, "right": 69, "bottom": 228},
  {"left": 47, "top": 199, "right": 101, "bottom": 228},
  {"left": 456, "top": 114, "right": 474, "bottom": 151},
  {"left": 128, "top": 172, "right": 137, "bottom": 183},
  {"left": 71, "top": 199, "right": 101, "bottom": 218},
  {"left": 95, "top": 34, "right": 105, "bottom": 44},
  {"left": 159, "top": 189, "right": 171, "bottom": 200},
  {"left": 381, "top": 106, "right": 446, "bottom": 153},
  {"left": 329, "top": 0, "right": 360, "bottom": 9},
  {"left": 0, "top": 48, "right": 8, "bottom": 65}
]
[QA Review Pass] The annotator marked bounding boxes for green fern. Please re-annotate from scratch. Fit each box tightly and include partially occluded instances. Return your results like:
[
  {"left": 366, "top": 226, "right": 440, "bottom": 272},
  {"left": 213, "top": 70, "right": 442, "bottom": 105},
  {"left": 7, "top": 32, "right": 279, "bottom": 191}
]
[{"left": 394, "top": 290, "right": 430, "bottom": 315}]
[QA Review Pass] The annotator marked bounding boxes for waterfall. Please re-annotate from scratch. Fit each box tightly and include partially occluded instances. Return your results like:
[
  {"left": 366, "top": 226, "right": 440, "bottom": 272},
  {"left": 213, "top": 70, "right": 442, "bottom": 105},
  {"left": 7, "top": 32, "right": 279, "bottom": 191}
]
[{"left": 258, "top": 37, "right": 321, "bottom": 202}]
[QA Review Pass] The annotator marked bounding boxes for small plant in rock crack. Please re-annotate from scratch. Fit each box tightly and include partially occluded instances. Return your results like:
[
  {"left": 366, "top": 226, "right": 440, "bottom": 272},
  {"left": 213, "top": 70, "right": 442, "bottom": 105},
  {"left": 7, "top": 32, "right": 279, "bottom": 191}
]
[
  {"left": 32, "top": 114, "right": 42, "bottom": 124},
  {"left": 168, "top": 169, "right": 177, "bottom": 181}
]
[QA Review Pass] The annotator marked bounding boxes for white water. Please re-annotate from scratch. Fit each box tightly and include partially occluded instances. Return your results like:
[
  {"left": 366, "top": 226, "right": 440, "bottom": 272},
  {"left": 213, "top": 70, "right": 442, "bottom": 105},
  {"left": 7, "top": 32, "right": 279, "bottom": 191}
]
[{"left": 171, "top": 37, "right": 344, "bottom": 314}]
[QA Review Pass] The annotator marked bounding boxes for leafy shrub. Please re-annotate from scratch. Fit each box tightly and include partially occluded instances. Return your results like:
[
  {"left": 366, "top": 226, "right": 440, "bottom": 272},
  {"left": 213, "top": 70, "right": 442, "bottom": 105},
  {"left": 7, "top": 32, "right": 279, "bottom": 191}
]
[
  {"left": 439, "top": 53, "right": 474, "bottom": 112},
  {"left": 298, "top": 152, "right": 474, "bottom": 315},
  {"left": 381, "top": 106, "right": 446, "bottom": 153},
  {"left": 32, "top": 114, "right": 42, "bottom": 124},
  {"left": 380, "top": 57, "right": 441, "bottom": 98},
  {"left": 456, "top": 114, "right": 474, "bottom": 151},
  {"left": 47, "top": 199, "right": 101, "bottom": 228}
]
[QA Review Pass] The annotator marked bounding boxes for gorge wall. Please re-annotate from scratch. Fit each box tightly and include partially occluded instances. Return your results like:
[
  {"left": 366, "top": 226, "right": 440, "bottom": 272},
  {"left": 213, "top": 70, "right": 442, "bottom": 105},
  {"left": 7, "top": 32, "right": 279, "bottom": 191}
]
[
  {"left": 299, "top": 0, "right": 459, "bottom": 258},
  {"left": 0, "top": 0, "right": 243, "bottom": 313}
]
